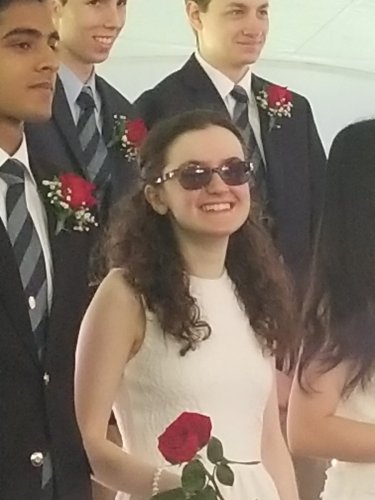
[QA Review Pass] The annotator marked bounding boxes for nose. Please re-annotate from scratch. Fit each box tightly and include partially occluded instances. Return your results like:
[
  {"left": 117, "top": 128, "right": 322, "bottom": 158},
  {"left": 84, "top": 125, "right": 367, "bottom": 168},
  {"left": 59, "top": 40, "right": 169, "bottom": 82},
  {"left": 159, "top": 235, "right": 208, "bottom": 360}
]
[
  {"left": 242, "top": 11, "right": 268, "bottom": 37},
  {"left": 103, "top": 2, "right": 126, "bottom": 30},
  {"left": 37, "top": 44, "right": 59, "bottom": 76},
  {"left": 205, "top": 171, "right": 230, "bottom": 194}
]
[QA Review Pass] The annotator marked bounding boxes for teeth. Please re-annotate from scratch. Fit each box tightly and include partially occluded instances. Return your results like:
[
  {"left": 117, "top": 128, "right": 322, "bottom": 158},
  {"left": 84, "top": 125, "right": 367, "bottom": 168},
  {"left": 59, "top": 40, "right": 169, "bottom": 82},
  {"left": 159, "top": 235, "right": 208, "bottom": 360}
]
[
  {"left": 201, "top": 203, "right": 231, "bottom": 212},
  {"left": 95, "top": 37, "right": 113, "bottom": 45}
]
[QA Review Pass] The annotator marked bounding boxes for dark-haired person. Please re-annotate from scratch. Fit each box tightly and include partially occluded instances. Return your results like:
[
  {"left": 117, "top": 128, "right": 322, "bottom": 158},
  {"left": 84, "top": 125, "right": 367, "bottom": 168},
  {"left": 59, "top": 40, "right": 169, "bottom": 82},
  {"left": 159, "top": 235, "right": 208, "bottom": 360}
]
[
  {"left": 0, "top": 0, "right": 93, "bottom": 498},
  {"left": 135, "top": 0, "right": 326, "bottom": 298},
  {"left": 26, "top": 0, "right": 138, "bottom": 224},
  {"left": 75, "top": 109, "right": 299, "bottom": 500},
  {"left": 288, "top": 119, "right": 375, "bottom": 499}
]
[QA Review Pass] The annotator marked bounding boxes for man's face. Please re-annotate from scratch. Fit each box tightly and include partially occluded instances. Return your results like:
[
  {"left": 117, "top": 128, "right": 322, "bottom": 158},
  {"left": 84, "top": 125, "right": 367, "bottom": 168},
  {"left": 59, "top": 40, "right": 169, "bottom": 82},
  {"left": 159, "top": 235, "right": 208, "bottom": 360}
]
[
  {"left": 0, "top": 1, "right": 59, "bottom": 123},
  {"left": 55, "top": 0, "right": 127, "bottom": 65},
  {"left": 187, "top": 0, "right": 269, "bottom": 68}
]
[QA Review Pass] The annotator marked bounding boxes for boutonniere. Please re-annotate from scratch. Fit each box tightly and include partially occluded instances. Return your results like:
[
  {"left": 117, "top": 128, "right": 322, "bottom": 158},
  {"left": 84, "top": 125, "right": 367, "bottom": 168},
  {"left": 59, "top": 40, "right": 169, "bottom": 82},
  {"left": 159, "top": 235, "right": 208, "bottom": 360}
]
[
  {"left": 256, "top": 84, "right": 293, "bottom": 131},
  {"left": 110, "top": 115, "right": 147, "bottom": 160},
  {"left": 42, "top": 172, "right": 98, "bottom": 234}
]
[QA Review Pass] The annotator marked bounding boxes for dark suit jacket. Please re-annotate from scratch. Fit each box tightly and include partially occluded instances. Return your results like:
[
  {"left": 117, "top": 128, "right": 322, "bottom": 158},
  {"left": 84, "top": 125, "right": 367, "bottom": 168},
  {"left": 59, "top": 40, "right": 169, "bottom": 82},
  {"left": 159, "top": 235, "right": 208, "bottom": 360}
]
[
  {"left": 26, "top": 75, "right": 139, "bottom": 224},
  {"left": 135, "top": 55, "right": 327, "bottom": 293},
  {"left": 0, "top": 157, "right": 94, "bottom": 500}
]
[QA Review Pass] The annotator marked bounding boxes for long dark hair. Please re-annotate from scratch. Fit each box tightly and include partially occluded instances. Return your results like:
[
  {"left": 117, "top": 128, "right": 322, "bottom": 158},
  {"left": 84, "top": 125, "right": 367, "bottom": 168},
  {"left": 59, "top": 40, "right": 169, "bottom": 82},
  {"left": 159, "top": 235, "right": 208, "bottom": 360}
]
[
  {"left": 102, "top": 110, "right": 297, "bottom": 363},
  {"left": 299, "top": 119, "right": 375, "bottom": 393}
]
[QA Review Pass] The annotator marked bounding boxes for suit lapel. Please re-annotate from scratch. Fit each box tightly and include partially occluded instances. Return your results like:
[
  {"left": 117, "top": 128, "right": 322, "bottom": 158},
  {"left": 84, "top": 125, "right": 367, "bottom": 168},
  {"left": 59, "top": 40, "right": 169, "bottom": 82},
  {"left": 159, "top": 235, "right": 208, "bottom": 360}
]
[
  {"left": 52, "top": 77, "right": 86, "bottom": 176},
  {"left": 252, "top": 74, "right": 285, "bottom": 215},
  {"left": 96, "top": 76, "right": 115, "bottom": 145},
  {"left": 0, "top": 220, "right": 40, "bottom": 367},
  {"left": 180, "top": 55, "right": 231, "bottom": 117}
]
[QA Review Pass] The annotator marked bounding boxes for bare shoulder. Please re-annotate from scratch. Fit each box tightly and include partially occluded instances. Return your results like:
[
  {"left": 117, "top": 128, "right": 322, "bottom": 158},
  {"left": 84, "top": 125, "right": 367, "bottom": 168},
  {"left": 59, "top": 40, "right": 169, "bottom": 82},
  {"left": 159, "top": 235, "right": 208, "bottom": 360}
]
[{"left": 94, "top": 268, "right": 142, "bottom": 312}]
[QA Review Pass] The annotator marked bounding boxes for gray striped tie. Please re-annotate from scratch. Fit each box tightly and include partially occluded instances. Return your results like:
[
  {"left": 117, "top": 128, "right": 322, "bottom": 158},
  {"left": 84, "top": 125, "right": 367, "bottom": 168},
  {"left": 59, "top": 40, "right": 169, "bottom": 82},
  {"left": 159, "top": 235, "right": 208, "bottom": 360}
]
[
  {"left": 0, "top": 159, "right": 54, "bottom": 498},
  {"left": 0, "top": 159, "right": 48, "bottom": 359},
  {"left": 231, "top": 85, "right": 268, "bottom": 203},
  {"left": 77, "top": 86, "right": 109, "bottom": 188}
]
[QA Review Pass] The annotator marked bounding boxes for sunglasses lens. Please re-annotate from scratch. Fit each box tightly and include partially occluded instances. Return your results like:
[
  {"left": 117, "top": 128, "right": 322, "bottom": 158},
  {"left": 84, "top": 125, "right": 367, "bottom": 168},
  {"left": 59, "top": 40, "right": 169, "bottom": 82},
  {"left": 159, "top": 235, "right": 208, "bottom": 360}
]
[
  {"left": 221, "top": 160, "right": 251, "bottom": 186},
  {"left": 179, "top": 165, "right": 212, "bottom": 190}
]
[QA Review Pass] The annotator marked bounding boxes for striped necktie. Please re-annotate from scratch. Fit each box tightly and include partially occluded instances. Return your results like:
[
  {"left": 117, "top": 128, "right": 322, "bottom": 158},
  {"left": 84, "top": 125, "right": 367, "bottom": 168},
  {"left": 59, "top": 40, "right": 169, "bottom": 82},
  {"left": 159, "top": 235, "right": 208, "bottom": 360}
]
[
  {"left": 0, "top": 159, "right": 54, "bottom": 497},
  {"left": 230, "top": 85, "right": 268, "bottom": 203},
  {"left": 76, "top": 86, "right": 109, "bottom": 188},
  {"left": 0, "top": 159, "right": 48, "bottom": 359}
]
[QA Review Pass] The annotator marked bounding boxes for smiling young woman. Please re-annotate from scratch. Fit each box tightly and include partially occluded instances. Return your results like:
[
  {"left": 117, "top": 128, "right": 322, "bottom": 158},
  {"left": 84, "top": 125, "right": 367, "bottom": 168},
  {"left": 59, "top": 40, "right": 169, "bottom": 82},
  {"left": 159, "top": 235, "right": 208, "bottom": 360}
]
[{"left": 75, "top": 109, "right": 300, "bottom": 500}]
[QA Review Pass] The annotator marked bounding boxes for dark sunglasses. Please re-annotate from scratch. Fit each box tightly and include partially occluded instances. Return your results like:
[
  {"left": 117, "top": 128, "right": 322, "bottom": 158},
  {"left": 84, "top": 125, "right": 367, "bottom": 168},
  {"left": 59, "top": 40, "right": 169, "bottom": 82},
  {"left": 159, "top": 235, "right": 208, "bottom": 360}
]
[{"left": 153, "top": 159, "right": 255, "bottom": 191}]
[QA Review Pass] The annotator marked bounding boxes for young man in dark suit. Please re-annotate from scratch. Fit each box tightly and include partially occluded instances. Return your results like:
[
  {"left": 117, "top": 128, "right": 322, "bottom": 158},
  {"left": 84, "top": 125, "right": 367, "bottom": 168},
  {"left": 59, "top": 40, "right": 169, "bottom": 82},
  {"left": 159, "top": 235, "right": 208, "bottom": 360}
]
[
  {"left": 135, "top": 2, "right": 327, "bottom": 499},
  {"left": 135, "top": 0, "right": 326, "bottom": 297},
  {"left": 0, "top": 0, "right": 93, "bottom": 498},
  {"left": 26, "top": 0, "right": 139, "bottom": 224}
]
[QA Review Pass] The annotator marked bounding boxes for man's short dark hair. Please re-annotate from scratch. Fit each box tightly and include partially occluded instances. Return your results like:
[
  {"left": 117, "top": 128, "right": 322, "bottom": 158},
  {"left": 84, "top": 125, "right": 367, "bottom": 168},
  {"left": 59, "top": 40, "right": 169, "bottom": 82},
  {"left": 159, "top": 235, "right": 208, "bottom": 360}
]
[
  {"left": 185, "top": 0, "right": 211, "bottom": 12},
  {"left": 0, "top": 0, "right": 44, "bottom": 14}
]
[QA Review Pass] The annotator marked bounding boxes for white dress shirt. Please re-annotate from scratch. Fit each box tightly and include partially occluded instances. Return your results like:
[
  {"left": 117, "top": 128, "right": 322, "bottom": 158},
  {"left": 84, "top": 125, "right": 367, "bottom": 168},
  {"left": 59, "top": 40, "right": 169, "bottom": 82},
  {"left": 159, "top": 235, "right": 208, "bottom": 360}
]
[
  {"left": 195, "top": 51, "right": 266, "bottom": 163},
  {"left": 0, "top": 137, "right": 53, "bottom": 308},
  {"left": 58, "top": 63, "right": 103, "bottom": 131}
]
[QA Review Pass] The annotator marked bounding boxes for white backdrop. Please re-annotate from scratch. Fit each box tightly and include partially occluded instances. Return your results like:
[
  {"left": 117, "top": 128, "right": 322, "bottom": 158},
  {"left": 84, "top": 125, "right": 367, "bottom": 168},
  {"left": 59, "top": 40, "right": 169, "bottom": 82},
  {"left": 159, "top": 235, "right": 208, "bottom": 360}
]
[{"left": 101, "top": 55, "right": 375, "bottom": 153}]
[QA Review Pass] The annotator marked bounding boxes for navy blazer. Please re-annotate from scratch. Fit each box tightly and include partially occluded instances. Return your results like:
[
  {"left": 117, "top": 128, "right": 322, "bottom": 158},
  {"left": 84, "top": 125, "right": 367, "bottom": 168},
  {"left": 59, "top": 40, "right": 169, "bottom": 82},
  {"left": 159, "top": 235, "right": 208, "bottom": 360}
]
[
  {"left": 26, "top": 74, "right": 140, "bottom": 224},
  {"left": 0, "top": 156, "right": 94, "bottom": 500}
]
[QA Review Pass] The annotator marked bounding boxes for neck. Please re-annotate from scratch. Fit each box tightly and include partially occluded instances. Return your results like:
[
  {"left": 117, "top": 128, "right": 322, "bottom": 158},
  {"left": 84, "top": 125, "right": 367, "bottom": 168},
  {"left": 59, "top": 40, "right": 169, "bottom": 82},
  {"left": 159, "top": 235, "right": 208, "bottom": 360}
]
[
  {"left": 198, "top": 49, "right": 249, "bottom": 83},
  {"left": 59, "top": 47, "right": 95, "bottom": 83},
  {"left": 176, "top": 230, "right": 228, "bottom": 279},
  {"left": 0, "top": 119, "right": 24, "bottom": 155}
]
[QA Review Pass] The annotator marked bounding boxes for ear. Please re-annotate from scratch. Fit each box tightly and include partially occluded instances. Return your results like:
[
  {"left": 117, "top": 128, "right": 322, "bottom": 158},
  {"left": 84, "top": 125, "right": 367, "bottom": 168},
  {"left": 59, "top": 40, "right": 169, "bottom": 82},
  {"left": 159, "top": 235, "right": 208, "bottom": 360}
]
[
  {"left": 185, "top": 1, "right": 204, "bottom": 33},
  {"left": 144, "top": 184, "right": 168, "bottom": 215},
  {"left": 51, "top": 0, "right": 63, "bottom": 23}
]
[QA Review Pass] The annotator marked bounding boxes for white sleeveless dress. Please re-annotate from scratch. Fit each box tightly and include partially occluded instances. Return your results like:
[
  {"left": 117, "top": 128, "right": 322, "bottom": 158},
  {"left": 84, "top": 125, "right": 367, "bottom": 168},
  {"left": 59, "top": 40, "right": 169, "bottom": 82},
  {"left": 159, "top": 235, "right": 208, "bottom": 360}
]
[
  {"left": 321, "top": 383, "right": 375, "bottom": 499},
  {"left": 113, "top": 272, "right": 280, "bottom": 500}
]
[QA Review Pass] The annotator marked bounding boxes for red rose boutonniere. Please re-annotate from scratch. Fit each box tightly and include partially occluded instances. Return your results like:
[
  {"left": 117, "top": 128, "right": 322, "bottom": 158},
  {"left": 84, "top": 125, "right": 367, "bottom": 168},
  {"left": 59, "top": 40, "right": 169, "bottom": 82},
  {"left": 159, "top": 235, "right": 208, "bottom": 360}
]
[
  {"left": 110, "top": 115, "right": 147, "bottom": 160},
  {"left": 153, "top": 412, "right": 259, "bottom": 499},
  {"left": 42, "top": 172, "right": 98, "bottom": 234},
  {"left": 256, "top": 84, "right": 293, "bottom": 131}
]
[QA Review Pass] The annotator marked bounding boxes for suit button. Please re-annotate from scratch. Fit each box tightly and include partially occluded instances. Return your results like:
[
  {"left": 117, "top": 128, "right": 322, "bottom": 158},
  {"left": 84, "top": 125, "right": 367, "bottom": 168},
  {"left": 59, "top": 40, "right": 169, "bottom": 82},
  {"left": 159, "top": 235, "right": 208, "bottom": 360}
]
[
  {"left": 30, "top": 451, "right": 44, "bottom": 467},
  {"left": 28, "top": 296, "right": 36, "bottom": 310},
  {"left": 43, "top": 372, "right": 50, "bottom": 386}
]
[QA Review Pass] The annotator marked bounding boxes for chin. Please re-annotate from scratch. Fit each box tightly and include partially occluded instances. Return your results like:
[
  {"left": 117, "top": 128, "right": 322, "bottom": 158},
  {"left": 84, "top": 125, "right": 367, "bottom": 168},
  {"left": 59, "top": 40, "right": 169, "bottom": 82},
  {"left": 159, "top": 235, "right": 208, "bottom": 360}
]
[{"left": 27, "top": 109, "right": 52, "bottom": 122}]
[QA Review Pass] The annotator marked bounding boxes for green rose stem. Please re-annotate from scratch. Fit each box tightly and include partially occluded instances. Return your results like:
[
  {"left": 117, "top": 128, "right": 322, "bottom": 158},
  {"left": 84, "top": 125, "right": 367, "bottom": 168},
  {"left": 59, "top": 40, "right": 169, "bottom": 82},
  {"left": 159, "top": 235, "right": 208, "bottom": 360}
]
[{"left": 202, "top": 465, "right": 225, "bottom": 500}]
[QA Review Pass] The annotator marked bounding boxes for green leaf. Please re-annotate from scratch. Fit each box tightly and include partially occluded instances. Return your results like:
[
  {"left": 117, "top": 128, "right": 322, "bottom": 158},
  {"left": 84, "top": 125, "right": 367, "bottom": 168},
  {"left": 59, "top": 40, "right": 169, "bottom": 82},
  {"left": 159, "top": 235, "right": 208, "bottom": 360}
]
[
  {"left": 152, "top": 487, "right": 186, "bottom": 499},
  {"left": 216, "top": 464, "right": 234, "bottom": 487},
  {"left": 207, "top": 437, "right": 224, "bottom": 465},
  {"left": 190, "top": 485, "right": 217, "bottom": 500},
  {"left": 181, "top": 460, "right": 207, "bottom": 493}
]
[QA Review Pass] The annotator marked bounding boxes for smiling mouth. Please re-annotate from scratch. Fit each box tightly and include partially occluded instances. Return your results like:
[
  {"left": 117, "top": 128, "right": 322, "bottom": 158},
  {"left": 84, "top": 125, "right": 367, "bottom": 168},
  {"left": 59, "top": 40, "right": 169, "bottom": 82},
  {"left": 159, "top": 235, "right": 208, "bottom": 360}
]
[
  {"left": 93, "top": 36, "right": 115, "bottom": 48},
  {"left": 201, "top": 203, "right": 233, "bottom": 212}
]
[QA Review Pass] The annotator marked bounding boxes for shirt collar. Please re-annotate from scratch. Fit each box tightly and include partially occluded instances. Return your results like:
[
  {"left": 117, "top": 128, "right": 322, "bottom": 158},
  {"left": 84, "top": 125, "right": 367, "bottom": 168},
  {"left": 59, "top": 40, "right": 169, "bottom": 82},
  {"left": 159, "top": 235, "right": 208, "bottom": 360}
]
[
  {"left": 195, "top": 51, "right": 252, "bottom": 101},
  {"left": 0, "top": 135, "right": 33, "bottom": 180},
  {"left": 58, "top": 63, "right": 99, "bottom": 108}
]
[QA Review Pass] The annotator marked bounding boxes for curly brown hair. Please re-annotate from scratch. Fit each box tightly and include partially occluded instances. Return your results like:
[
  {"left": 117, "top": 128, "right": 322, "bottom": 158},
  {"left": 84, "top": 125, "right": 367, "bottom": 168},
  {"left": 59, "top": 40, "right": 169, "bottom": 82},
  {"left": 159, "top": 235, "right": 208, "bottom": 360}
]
[{"left": 101, "top": 110, "right": 298, "bottom": 365}]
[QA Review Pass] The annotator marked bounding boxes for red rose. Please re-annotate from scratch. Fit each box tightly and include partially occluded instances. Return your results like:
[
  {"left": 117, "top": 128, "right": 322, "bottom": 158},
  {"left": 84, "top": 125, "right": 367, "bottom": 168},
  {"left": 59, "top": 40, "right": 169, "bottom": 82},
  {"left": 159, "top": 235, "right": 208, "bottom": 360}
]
[
  {"left": 158, "top": 412, "right": 212, "bottom": 465},
  {"left": 59, "top": 172, "right": 96, "bottom": 209},
  {"left": 266, "top": 84, "right": 292, "bottom": 107},
  {"left": 126, "top": 118, "right": 147, "bottom": 148}
]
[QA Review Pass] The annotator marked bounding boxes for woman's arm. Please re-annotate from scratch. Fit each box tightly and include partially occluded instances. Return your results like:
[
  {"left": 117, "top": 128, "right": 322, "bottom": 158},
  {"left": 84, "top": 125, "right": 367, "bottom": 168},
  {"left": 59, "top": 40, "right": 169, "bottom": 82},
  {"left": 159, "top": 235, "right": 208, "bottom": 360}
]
[
  {"left": 261, "top": 367, "right": 299, "bottom": 500},
  {"left": 75, "top": 270, "right": 180, "bottom": 496},
  {"left": 287, "top": 360, "right": 375, "bottom": 462}
]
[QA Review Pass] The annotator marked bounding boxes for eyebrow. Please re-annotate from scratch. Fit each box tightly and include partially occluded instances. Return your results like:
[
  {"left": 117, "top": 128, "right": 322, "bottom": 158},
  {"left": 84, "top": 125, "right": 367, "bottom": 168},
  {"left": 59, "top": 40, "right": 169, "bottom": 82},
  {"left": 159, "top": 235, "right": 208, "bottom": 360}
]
[{"left": 2, "top": 27, "right": 60, "bottom": 42}]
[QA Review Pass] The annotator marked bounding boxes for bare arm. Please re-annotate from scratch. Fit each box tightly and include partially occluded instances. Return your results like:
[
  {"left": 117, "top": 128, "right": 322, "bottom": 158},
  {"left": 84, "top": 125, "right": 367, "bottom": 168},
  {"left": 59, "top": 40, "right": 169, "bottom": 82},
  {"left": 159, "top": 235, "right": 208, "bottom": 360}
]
[
  {"left": 75, "top": 270, "right": 180, "bottom": 496},
  {"left": 287, "top": 360, "right": 375, "bottom": 462},
  {"left": 261, "top": 367, "right": 299, "bottom": 500}
]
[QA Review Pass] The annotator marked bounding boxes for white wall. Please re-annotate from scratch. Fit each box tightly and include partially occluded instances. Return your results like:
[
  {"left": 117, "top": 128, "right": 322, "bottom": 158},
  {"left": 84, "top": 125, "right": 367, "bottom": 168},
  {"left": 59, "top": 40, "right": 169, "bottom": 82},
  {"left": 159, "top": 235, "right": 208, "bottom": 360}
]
[{"left": 101, "top": 55, "right": 375, "bottom": 152}]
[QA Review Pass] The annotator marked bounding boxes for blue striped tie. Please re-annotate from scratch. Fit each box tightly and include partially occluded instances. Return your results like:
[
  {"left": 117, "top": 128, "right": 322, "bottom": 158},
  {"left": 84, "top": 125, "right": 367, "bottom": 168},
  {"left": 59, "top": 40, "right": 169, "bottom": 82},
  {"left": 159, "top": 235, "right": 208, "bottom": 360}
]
[
  {"left": 231, "top": 85, "right": 268, "bottom": 204},
  {"left": 77, "top": 86, "right": 109, "bottom": 189},
  {"left": 0, "top": 159, "right": 48, "bottom": 358},
  {"left": 0, "top": 159, "right": 54, "bottom": 498}
]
